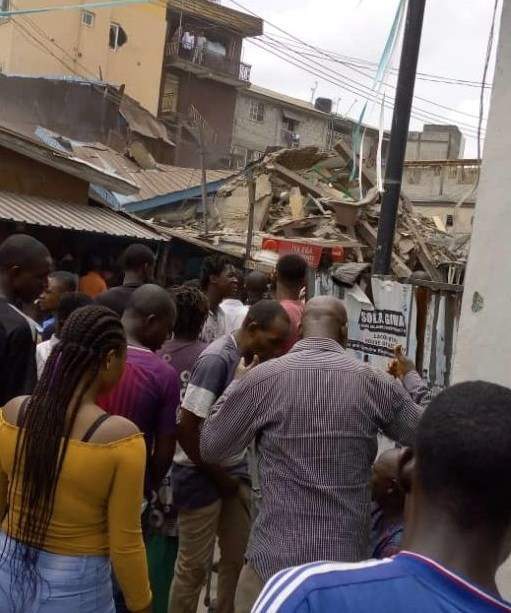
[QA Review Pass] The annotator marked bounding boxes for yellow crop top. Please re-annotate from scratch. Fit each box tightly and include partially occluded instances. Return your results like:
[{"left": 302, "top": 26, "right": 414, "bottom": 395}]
[{"left": 0, "top": 413, "right": 151, "bottom": 612}]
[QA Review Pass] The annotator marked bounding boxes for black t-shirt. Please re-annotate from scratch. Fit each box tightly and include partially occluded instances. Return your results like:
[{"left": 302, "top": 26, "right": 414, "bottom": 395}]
[
  {"left": 95, "top": 283, "right": 141, "bottom": 317},
  {"left": 0, "top": 298, "right": 37, "bottom": 405}
]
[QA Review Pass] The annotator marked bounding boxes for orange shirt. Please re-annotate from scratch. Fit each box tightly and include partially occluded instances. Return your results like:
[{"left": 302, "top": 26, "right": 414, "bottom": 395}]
[{"left": 79, "top": 271, "right": 107, "bottom": 298}]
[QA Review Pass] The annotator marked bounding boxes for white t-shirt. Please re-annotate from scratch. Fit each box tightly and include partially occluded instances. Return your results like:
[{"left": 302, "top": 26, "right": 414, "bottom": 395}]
[
  {"left": 174, "top": 334, "right": 246, "bottom": 467},
  {"left": 36, "top": 335, "right": 58, "bottom": 379},
  {"left": 199, "top": 300, "right": 248, "bottom": 344}
]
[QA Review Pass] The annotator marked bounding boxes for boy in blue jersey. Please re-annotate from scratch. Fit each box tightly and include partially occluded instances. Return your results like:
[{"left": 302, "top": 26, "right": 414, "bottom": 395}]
[{"left": 254, "top": 381, "right": 511, "bottom": 613}]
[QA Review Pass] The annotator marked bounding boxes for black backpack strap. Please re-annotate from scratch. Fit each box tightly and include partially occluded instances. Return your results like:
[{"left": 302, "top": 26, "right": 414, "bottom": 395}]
[
  {"left": 17, "top": 397, "right": 30, "bottom": 428},
  {"left": 81, "top": 413, "right": 111, "bottom": 443}
]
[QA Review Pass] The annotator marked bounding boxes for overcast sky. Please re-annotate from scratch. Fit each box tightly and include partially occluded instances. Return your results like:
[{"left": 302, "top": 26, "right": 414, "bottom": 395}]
[{"left": 226, "top": 0, "right": 501, "bottom": 157}]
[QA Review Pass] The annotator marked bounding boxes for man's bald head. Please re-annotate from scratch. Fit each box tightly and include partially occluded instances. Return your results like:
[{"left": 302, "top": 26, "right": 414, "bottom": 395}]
[
  {"left": 301, "top": 296, "right": 348, "bottom": 346},
  {"left": 372, "top": 448, "right": 405, "bottom": 512},
  {"left": 245, "top": 271, "right": 269, "bottom": 305},
  {"left": 123, "top": 284, "right": 176, "bottom": 351}
]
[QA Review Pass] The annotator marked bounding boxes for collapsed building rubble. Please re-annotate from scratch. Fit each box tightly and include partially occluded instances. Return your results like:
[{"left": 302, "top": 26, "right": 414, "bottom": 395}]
[{"left": 166, "top": 142, "right": 470, "bottom": 282}]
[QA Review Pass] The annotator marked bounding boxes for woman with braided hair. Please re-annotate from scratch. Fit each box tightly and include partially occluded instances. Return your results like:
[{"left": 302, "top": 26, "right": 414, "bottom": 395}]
[{"left": 0, "top": 305, "right": 152, "bottom": 612}]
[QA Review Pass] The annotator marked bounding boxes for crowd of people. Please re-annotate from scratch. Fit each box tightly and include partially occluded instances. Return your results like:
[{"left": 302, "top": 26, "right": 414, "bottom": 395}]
[{"left": 0, "top": 232, "right": 510, "bottom": 613}]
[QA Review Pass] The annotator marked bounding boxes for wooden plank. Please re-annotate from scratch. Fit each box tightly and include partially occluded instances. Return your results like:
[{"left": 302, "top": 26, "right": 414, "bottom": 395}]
[
  {"left": 348, "top": 227, "right": 364, "bottom": 263},
  {"left": 308, "top": 196, "right": 327, "bottom": 215},
  {"left": 245, "top": 172, "right": 256, "bottom": 260},
  {"left": 272, "top": 163, "right": 363, "bottom": 228},
  {"left": 289, "top": 186, "right": 305, "bottom": 220},
  {"left": 334, "top": 141, "right": 377, "bottom": 194},
  {"left": 253, "top": 195, "right": 272, "bottom": 231},
  {"left": 334, "top": 140, "right": 415, "bottom": 216},
  {"left": 356, "top": 220, "right": 412, "bottom": 279},
  {"left": 408, "top": 278, "right": 464, "bottom": 293},
  {"left": 403, "top": 219, "right": 443, "bottom": 282},
  {"left": 271, "top": 162, "right": 326, "bottom": 199}
]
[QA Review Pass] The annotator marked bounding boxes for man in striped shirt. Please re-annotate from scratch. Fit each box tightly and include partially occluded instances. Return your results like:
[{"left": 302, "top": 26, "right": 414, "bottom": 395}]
[
  {"left": 253, "top": 381, "right": 511, "bottom": 613},
  {"left": 200, "top": 296, "right": 428, "bottom": 612}
]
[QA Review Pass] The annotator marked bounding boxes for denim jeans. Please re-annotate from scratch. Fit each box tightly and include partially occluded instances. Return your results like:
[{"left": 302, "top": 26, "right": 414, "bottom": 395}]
[{"left": 0, "top": 532, "right": 115, "bottom": 612}]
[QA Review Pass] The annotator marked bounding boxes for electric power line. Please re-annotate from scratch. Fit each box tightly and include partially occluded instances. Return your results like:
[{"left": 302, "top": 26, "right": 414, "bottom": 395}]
[
  {"left": 150, "top": 0, "right": 485, "bottom": 136},
  {"left": 12, "top": 0, "right": 488, "bottom": 143},
  {"left": 261, "top": 32, "right": 493, "bottom": 90},
  {"left": 248, "top": 37, "right": 484, "bottom": 138},
  {"left": 478, "top": 0, "right": 500, "bottom": 160},
  {"left": 260, "top": 33, "right": 487, "bottom": 122},
  {"left": 222, "top": 0, "right": 487, "bottom": 137}
]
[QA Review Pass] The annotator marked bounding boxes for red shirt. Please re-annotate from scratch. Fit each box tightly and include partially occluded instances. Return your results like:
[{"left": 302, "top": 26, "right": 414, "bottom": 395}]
[{"left": 280, "top": 299, "right": 304, "bottom": 352}]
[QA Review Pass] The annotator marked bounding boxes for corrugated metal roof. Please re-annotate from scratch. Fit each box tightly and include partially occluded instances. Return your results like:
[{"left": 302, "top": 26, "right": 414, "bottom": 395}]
[
  {"left": 74, "top": 144, "right": 233, "bottom": 203},
  {"left": 0, "top": 122, "right": 139, "bottom": 195},
  {"left": 128, "top": 166, "right": 234, "bottom": 202},
  {"left": 0, "top": 191, "right": 166, "bottom": 241},
  {"left": 166, "top": 0, "right": 263, "bottom": 36}
]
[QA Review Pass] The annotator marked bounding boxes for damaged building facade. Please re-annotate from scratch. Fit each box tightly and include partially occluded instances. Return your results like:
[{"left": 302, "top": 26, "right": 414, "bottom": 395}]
[
  {"left": 159, "top": 0, "right": 262, "bottom": 167},
  {"left": 402, "top": 158, "right": 479, "bottom": 233},
  {"left": 231, "top": 86, "right": 331, "bottom": 168},
  {"left": 0, "top": 0, "right": 262, "bottom": 168},
  {"left": 405, "top": 124, "right": 465, "bottom": 160},
  {"left": 159, "top": 143, "right": 467, "bottom": 388}
]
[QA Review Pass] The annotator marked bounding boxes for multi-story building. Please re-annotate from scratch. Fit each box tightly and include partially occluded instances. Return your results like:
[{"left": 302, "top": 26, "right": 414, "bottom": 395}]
[
  {"left": 160, "top": 1, "right": 262, "bottom": 167},
  {"left": 402, "top": 158, "right": 479, "bottom": 233},
  {"left": 231, "top": 85, "right": 395, "bottom": 171},
  {"left": 405, "top": 124, "right": 465, "bottom": 161},
  {"left": 231, "top": 85, "right": 331, "bottom": 167},
  {"left": 0, "top": 0, "right": 262, "bottom": 167},
  {"left": 0, "top": 1, "right": 168, "bottom": 114}
]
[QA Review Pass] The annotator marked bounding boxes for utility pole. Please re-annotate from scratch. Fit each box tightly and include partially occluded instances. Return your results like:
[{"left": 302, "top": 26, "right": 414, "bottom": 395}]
[
  {"left": 198, "top": 123, "right": 209, "bottom": 237},
  {"left": 245, "top": 169, "right": 256, "bottom": 260},
  {"left": 373, "top": 0, "right": 427, "bottom": 275}
]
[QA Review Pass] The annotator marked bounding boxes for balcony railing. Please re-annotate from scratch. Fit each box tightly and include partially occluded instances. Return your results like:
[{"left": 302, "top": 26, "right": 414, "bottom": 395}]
[{"left": 166, "top": 41, "right": 251, "bottom": 83}]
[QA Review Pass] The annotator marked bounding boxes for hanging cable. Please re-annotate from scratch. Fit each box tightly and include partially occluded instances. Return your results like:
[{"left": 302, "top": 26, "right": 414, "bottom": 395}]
[
  {"left": 478, "top": 0, "right": 499, "bottom": 160},
  {"left": 262, "top": 33, "right": 490, "bottom": 120},
  {"left": 261, "top": 33, "right": 492, "bottom": 89},
  {"left": 248, "top": 37, "right": 484, "bottom": 138},
  {"left": 221, "top": 0, "right": 488, "bottom": 131}
]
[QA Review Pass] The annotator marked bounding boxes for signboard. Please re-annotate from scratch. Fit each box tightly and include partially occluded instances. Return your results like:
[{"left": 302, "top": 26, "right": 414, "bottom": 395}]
[
  {"left": 346, "top": 278, "right": 417, "bottom": 371},
  {"left": 262, "top": 238, "right": 323, "bottom": 268},
  {"left": 262, "top": 238, "right": 345, "bottom": 270}
]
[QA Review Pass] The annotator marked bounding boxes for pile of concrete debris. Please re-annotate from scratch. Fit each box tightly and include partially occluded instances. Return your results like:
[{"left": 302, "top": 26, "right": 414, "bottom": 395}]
[{"left": 211, "top": 143, "right": 469, "bottom": 282}]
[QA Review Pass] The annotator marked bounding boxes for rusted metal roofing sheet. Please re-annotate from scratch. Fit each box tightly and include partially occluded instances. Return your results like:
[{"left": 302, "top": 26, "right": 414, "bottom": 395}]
[
  {"left": 166, "top": 0, "right": 263, "bottom": 36},
  {"left": 127, "top": 166, "right": 233, "bottom": 202},
  {"left": 0, "top": 123, "right": 139, "bottom": 195},
  {"left": 75, "top": 144, "right": 233, "bottom": 205},
  {"left": 0, "top": 191, "right": 166, "bottom": 241}
]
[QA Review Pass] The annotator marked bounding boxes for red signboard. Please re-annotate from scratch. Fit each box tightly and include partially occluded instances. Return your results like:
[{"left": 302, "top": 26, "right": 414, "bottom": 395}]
[
  {"left": 262, "top": 237, "right": 344, "bottom": 269},
  {"left": 262, "top": 237, "right": 322, "bottom": 268}
]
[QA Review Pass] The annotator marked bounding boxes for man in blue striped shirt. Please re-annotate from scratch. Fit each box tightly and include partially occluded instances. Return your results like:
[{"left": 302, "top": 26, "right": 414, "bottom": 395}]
[
  {"left": 201, "top": 296, "right": 428, "bottom": 611},
  {"left": 254, "top": 381, "right": 511, "bottom": 613}
]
